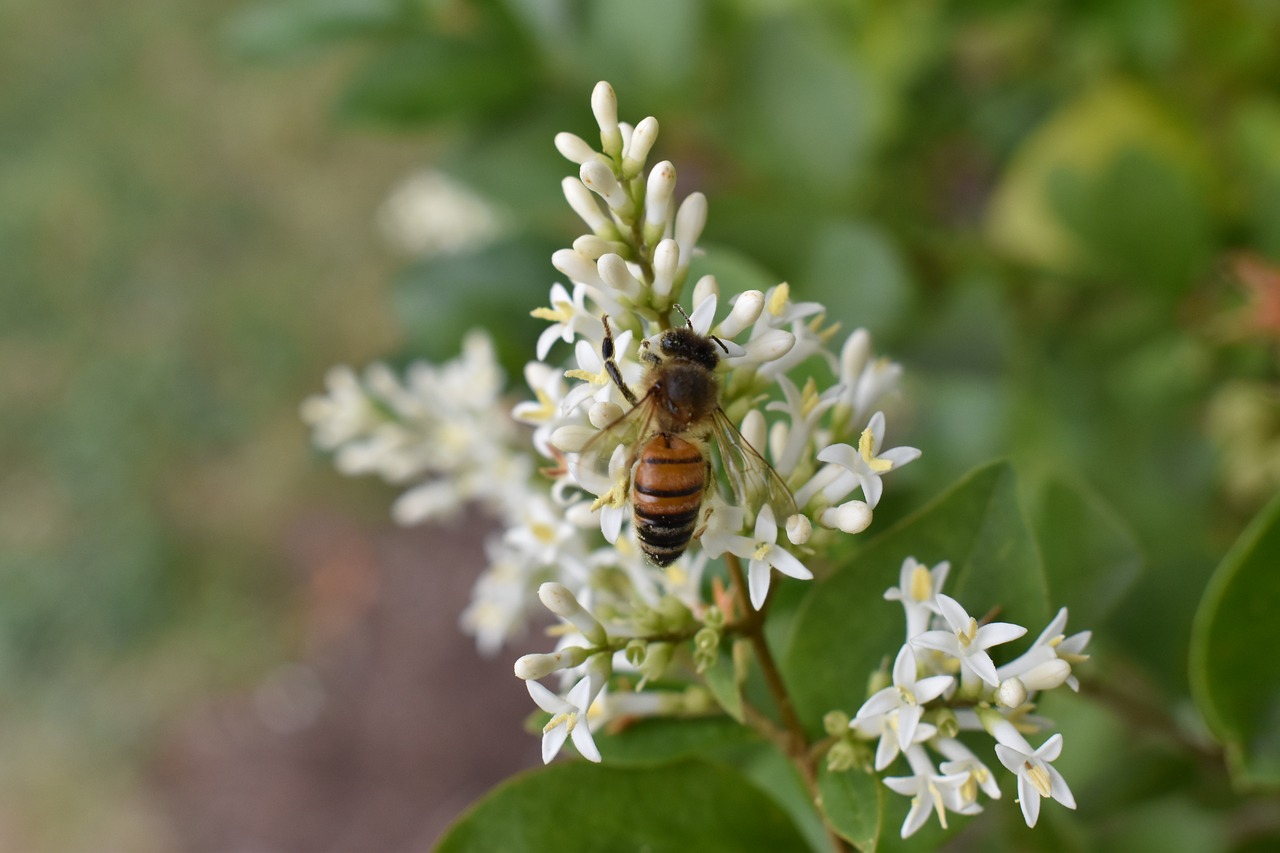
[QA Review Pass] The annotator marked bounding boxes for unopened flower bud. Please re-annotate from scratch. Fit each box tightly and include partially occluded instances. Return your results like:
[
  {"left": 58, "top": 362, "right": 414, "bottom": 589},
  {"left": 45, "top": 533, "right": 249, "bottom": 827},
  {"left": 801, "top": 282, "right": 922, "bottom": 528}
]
[
  {"left": 591, "top": 81, "right": 623, "bottom": 159},
  {"left": 740, "top": 329, "right": 795, "bottom": 364},
  {"left": 824, "top": 710, "right": 851, "bottom": 737},
  {"left": 651, "top": 239, "right": 680, "bottom": 299},
  {"left": 625, "top": 638, "right": 647, "bottom": 667},
  {"left": 538, "top": 582, "right": 607, "bottom": 644},
  {"left": 740, "top": 409, "right": 767, "bottom": 456},
  {"left": 866, "top": 662, "right": 891, "bottom": 697},
  {"left": 1021, "top": 659, "right": 1073, "bottom": 692},
  {"left": 638, "top": 641, "right": 674, "bottom": 685},
  {"left": 550, "top": 424, "right": 597, "bottom": 452},
  {"left": 572, "top": 234, "right": 628, "bottom": 259},
  {"left": 597, "top": 253, "right": 644, "bottom": 300},
  {"left": 694, "top": 626, "right": 720, "bottom": 654},
  {"left": 514, "top": 646, "right": 591, "bottom": 680},
  {"left": 551, "top": 248, "right": 605, "bottom": 290},
  {"left": 933, "top": 707, "right": 960, "bottom": 739},
  {"left": 786, "top": 514, "right": 812, "bottom": 545},
  {"left": 692, "top": 274, "right": 719, "bottom": 308},
  {"left": 644, "top": 160, "right": 677, "bottom": 234},
  {"left": 826, "top": 740, "right": 857, "bottom": 773},
  {"left": 562, "top": 177, "right": 615, "bottom": 236},
  {"left": 581, "top": 161, "right": 633, "bottom": 215},
  {"left": 702, "top": 605, "right": 725, "bottom": 630},
  {"left": 841, "top": 328, "right": 872, "bottom": 381},
  {"left": 589, "top": 401, "right": 624, "bottom": 429},
  {"left": 821, "top": 500, "right": 873, "bottom": 534},
  {"left": 554, "top": 132, "right": 602, "bottom": 165},
  {"left": 674, "top": 192, "right": 707, "bottom": 268},
  {"left": 996, "top": 676, "right": 1028, "bottom": 708},
  {"left": 622, "top": 116, "right": 659, "bottom": 178},
  {"left": 718, "top": 290, "right": 765, "bottom": 338}
]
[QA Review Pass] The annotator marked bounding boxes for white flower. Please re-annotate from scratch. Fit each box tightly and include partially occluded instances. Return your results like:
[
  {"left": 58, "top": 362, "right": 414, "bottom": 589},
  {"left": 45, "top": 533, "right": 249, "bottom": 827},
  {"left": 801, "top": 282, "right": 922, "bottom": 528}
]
[
  {"left": 835, "top": 328, "right": 903, "bottom": 429},
  {"left": 531, "top": 282, "right": 598, "bottom": 361},
  {"left": 855, "top": 645, "right": 954, "bottom": 754},
  {"left": 816, "top": 411, "right": 921, "bottom": 509},
  {"left": 884, "top": 557, "right": 951, "bottom": 640},
  {"left": 701, "top": 504, "right": 813, "bottom": 609},
  {"left": 911, "top": 594, "right": 1027, "bottom": 688},
  {"left": 993, "top": 730, "right": 1077, "bottom": 828},
  {"left": 883, "top": 745, "right": 981, "bottom": 838},
  {"left": 562, "top": 330, "right": 635, "bottom": 413},
  {"left": 849, "top": 713, "right": 937, "bottom": 773},
  {"left": 996, "top": 607, "right": 1091, "bottom": 693},
  {"left": 300, "top": 365, "right": 379, "bottom": 450},
  {"left": 460, "top": 538, "right": 536, "bottom": 656},
  {"left": 376, "top": 169, "right": 505, "bottom": 258},
  {"left": 528, "top": 670, "right": 605, "bottom": 764},
  {"left": 934, "top": 736, "right": 1002, "bottom": 806}
]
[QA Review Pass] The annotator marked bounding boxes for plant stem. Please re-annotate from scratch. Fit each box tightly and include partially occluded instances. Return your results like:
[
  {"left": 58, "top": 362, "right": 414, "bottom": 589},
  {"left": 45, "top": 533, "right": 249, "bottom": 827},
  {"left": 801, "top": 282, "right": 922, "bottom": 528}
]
[{"left": 725, "top": 553, "right": 850, "bottom": 853}]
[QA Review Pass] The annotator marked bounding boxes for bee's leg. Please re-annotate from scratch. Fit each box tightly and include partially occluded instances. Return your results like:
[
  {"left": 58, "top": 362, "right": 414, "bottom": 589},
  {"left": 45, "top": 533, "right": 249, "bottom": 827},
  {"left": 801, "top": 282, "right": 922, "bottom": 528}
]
[
  {"left": 639, "top": 338, "right": 660, "bottom": 367},
  {"left": 601, "top": 314, "right": 640, "bottom": 406},
  {"left": 693, "top": 461, "right": 715, "bottom": 539}
]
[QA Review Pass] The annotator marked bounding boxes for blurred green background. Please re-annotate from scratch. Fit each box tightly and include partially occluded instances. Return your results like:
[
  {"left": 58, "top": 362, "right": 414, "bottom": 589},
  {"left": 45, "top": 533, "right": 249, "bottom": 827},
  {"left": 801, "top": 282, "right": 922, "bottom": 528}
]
[{"left": 5, "top": 0, "right": 1280, "bottom": 848}]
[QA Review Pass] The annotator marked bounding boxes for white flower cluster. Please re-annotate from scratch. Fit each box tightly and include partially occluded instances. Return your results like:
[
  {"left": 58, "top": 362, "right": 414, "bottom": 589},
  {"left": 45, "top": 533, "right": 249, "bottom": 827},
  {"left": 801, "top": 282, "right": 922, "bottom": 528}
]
[
  {"left": 842, "top": 557, "right": 1090, "bottom": 837},
  {"left": 304, "top": 81, "right": 921, "bottom": 759}
]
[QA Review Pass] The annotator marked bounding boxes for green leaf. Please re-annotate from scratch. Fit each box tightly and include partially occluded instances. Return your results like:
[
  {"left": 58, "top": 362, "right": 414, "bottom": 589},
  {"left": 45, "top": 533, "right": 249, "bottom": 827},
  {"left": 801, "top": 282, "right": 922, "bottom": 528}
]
[
  {"left": 1030, "top": 477, "right": 1144, "bottom": 628},
  {"left": 1190, "top": 491, "right": 1280, "bottom": 788},
  {"left": 336, "top": 35, "right": 533, "bottom": 127},
  {"left": 785, "top": 462, "right": 1049, "bottom": 733},
  {"left": 803, "top": 219, "right": 914, "bottom": 338},
  {"left": 594, "top": 716, "right": 757, "bottom": 766},
  {"left": 817, "top": 764, "right": 882, "bottom": 851},
  {"left": 703, "top": 645, "right": 746, "bottom": 723},
  {"left": 436, "top": 760, "right": 810, "bottom": 852}
]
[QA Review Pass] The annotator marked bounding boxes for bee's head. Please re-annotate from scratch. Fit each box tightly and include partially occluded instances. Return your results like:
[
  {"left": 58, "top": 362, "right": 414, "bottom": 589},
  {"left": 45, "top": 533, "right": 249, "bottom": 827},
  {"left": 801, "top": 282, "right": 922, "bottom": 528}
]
[{"left": 659, "top": 327, "right": 721, "bottom": 371}]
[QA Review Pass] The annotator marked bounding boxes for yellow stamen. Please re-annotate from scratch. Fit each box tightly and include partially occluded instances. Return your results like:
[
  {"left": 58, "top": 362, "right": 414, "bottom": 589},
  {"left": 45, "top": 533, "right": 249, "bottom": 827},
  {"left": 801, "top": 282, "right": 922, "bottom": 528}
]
[
  {"left": 859, "top": 427, "right": 894, "bottom": 473},
  {"left": 897, "top": 686, "right": 917, "bottom": 707},
  {"left": 800, "top": 377, "right": 820, "bottom": 416},
  {"left": 753, "top": 543, "right": 772, "bottom": 561},
  {"left": 909, "top": 565, "right": 933, "bottom": 602},
  {"left": 531, "top": 304, "right": 572, "bottom": 323},
  {"left": 564, "top": 368, "right": 605, "bottom": 384},
  {"left": 1025, "top": 762, "right": 1052, "bottom": 797},
  {"left": 767, "top": 282, "right": 790, "bottom": 315}
]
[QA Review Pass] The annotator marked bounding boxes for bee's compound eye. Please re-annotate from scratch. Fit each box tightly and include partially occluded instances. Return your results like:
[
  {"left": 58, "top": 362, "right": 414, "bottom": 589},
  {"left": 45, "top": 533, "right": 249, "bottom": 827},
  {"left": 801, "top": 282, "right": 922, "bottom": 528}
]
[{"left": 661, "top": 332, "right": 678, "bottom": 351}]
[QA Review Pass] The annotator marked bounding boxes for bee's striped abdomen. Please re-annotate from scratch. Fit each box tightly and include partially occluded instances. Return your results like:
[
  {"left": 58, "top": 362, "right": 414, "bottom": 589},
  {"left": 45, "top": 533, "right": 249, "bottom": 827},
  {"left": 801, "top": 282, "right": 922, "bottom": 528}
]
[{"left": 632, "top": 434, "right": 706, "bottom": 567}]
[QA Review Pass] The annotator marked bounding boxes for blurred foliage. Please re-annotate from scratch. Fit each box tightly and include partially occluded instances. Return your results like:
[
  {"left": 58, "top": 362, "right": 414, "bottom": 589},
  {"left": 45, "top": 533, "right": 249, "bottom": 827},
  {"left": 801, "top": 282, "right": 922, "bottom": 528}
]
[{"left": 7, "top": 0, "right": 1280, "bottom": 848}]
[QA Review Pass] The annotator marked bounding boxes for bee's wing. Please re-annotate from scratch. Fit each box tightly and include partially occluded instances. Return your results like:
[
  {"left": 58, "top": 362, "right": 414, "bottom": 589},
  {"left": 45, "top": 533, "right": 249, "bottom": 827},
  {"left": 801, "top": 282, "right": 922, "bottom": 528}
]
[
  {"left": 569, "top": 392, "right": 658, "bottom": 496},
  {"left": 709, "top": 409, "right": 798, "bottom": 521}
]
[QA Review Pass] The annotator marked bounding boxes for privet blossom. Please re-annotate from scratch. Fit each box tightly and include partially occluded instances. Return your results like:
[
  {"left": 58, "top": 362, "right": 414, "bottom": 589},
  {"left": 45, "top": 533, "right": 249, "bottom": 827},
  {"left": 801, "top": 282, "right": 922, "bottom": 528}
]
[{"left": 302, "top": 81, "right": 1090, "bottom": 839}]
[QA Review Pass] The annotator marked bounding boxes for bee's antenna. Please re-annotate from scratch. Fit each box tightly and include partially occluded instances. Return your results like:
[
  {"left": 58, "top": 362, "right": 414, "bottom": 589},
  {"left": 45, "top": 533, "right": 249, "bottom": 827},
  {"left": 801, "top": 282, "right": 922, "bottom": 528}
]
[{"left": 711, "top": 334, "right": 729, "bottom": 354}]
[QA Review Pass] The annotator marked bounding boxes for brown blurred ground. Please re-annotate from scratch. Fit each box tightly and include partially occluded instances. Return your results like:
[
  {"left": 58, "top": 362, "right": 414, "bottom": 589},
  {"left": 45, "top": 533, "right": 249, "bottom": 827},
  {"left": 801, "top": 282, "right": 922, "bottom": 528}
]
[{"left": 153, "top": 516, "right": 543, "bottom": 851}]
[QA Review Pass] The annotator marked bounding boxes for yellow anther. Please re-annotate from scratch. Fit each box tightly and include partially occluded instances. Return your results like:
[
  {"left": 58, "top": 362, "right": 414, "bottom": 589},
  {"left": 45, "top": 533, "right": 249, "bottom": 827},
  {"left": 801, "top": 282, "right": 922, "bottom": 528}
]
[
  {"left": 531, "top": 304, "right": 572, "bottom": 323},
  {"left": 859, "top": 427, "right": 894, "bottom": 473},
  {"left": 909, "top": 564, "right": 933, "bottom": 602},
  {"left": 767, "top": 282, "right": 791, "bottom": 315},
  {"left": 1026, "top": 762, "right": 1052, "bottom": 797}
]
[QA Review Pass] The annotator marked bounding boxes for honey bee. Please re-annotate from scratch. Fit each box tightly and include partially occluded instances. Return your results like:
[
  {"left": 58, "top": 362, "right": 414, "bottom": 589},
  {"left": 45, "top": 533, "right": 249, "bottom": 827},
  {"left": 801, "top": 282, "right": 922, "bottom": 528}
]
[{"left": 578, "top": 308, "right": 795, "bottom": 566}]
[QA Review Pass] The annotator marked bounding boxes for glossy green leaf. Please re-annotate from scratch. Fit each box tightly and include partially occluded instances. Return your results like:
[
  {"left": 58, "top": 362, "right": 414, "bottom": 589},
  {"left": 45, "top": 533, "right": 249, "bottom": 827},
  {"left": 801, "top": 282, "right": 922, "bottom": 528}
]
[
  {"left": 785, "top": 462, "right": 1049, "bottom": 733},
  {"left": 1190, "top": 491, "right": 1280, "bottom": 788},
  {"left": 1031, "top": 477, "right": 1144, "bottom": 628},
  {"left": 593, "top": 716, "right": 757, "bottom": 766},
  {"left": 817, "top": 764, "right": 882, "bottom": 851},
  {"left": 336, "top": 35, "right": 532, "bottom": 127},
  {"left": 436, "top": 760, "right": 809, "bottom": 852}
]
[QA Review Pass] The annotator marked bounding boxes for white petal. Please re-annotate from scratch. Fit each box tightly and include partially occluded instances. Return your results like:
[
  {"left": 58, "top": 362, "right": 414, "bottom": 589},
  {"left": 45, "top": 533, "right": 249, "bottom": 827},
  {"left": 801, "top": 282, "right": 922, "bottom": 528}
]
[
  {"left": 537, "top": 323, "right": 562, "bottom": 361},
  {"left": 859, "top": 472, "right": 884, "bottom": 509},
  {"left": 914, "top": 674, "right": 954, "bottom": 704},
  {"left": 882, "top": 775, "right": 917, "bottom": 797},
  {"left": 879, "top": 446, "right": 922, "bottom": 468},
  {"left": 816, "top": 442, "right": 856, "bottom": 468},
  {"left": 1047, "top": 765, "right": 1076, "bottom": 808},
  {"left": 898, "top": 704, "right": 923, "bottom": 751},
  {"left": 1018, "top": 773, "right": 1041, "bottom": 827},
  {"left": 994, "top": 743, "right": 1024, "bottom": 775},
  {"left": 934, "top": 594, "right": 970, "bottom": 633},
  {"left": 900, "top": 792, "right": 932, "bottom": 838},
  {"left": 748, "top": 560, "right": 771, "bottom": 610},
  {"left": 911, "top": 630, "right": 960, "bottom": 657},
  {"left": 542, "top": 724, "right": 568, "bottom": 764},
  {"left": 754, "top": 504, "right": 778, "bottom": 543},
  {"left": 1036, "top": 733, "right": 1064, "bottom": 763},
  {"left": 601, "top": 506, "right": 624, "bottom": 544},
  {"left": 688, "top": 292, "right": 718, "bottom": 334},
  {"left": 766, "top": 545, "right": 813, "bottom": 581},
  {"left": 571, "top": 722, "right": 603, "bottom": 763},
  {"left": 975, "top": 621, "right": 1029, "bottom": 650},
  {"left": 867, "top": 410, "right": 886, "bottom": 446},
  {"left": 527, "top": 680, "right": 568, "bottom": 715},
  {"left": 891, "top": 644, "right": 917, "bottom": 686},
  {"left": 965, "top": 650, "right": 1001, "bottom": 687},
  {"left": 856, "top": 687, "right": 900, "bottom": 719},
  {"left": 874, "top": 731, "right": 899, "bottom": 771}
]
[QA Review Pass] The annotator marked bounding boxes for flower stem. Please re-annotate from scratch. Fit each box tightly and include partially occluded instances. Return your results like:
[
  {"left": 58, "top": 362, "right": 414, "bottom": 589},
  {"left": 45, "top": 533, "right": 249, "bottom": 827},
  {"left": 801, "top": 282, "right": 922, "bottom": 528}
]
[{"left": 724, "top": 553, "right": 850, "bottom": 853}]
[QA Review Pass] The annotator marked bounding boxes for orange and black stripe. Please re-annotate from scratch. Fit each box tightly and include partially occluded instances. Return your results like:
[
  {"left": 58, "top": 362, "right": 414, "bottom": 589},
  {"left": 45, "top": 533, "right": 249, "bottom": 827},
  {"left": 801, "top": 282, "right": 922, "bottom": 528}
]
[{"left": 632, "top": 434, "right": 706, "bottom": 566}]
